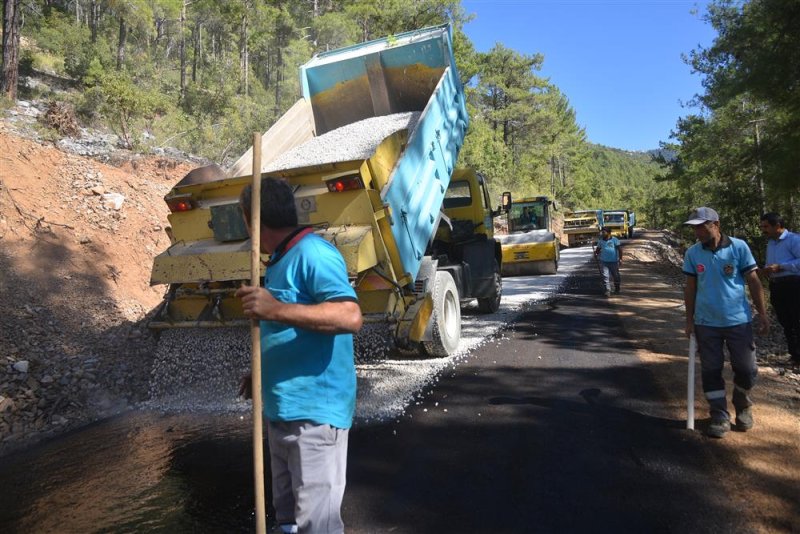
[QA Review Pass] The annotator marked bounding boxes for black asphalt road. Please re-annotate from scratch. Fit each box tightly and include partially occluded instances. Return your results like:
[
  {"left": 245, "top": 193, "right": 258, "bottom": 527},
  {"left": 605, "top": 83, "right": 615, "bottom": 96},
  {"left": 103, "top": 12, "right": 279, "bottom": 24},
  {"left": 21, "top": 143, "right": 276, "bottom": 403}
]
[{"left": 344, "top": 260, "right": 741, "bottom": 534}]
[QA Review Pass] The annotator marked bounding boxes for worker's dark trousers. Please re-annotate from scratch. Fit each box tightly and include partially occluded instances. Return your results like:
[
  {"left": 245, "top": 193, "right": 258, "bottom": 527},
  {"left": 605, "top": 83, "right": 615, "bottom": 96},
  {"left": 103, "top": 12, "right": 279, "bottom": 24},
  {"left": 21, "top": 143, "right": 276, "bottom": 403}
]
[
  {"left": 770, "top": 276, "right": 800, "bottom": 361},
  {"left": 694, "top": 323, "right": 757, "bottom": 421}
]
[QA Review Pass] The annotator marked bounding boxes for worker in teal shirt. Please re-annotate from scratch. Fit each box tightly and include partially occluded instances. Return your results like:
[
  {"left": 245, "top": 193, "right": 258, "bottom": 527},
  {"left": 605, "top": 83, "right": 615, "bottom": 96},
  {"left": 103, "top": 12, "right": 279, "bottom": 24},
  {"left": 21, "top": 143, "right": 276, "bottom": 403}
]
[
  {"left": 236, "top": 177, "right": 362, "bottom": 534},
  {"left": 758, "top": 212, "right": 800, "bottom": 366},
  {"left": 683, "top": 207, "right": 769, "bottom": 439},
  {"left": 594, "top": 227, "right": 621, "bottom": 296}
]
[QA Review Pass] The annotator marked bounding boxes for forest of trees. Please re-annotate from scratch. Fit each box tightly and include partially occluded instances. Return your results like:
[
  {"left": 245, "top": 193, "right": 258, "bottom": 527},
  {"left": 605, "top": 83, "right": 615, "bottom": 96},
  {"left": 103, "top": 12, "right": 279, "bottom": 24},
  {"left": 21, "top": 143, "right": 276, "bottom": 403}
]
[
  {"left": 1, "top": 0, "right": 796, "bottom": 243},
  {"left": 657, "top": 0, "right": 799, "bottom": 249}
]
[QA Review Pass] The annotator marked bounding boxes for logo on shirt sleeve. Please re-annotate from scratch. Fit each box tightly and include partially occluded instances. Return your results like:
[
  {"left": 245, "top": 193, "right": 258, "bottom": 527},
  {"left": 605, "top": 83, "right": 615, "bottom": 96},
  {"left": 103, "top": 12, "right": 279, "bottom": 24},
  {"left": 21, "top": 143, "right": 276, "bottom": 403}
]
[{"left": 697, "top": 263, "right": 705, "bottom": 273}]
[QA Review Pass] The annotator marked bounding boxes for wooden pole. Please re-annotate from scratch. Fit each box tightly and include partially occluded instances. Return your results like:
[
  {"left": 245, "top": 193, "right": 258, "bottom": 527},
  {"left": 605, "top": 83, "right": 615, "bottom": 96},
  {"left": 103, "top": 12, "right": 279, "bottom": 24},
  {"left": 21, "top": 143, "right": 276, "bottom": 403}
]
[
  {"left": 250, "top": 133, "right": 267, "bottom": 534},
  {"left": 687, "top": 334, "right": 696, "bottom": 430}
]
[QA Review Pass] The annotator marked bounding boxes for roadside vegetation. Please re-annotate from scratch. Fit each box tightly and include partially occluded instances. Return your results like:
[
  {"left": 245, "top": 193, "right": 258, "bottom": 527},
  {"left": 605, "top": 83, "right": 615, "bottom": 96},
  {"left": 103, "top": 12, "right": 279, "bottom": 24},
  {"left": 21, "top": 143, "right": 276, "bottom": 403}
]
[{"left": 0, "top": 0, "right": 797, "bottom": 248}]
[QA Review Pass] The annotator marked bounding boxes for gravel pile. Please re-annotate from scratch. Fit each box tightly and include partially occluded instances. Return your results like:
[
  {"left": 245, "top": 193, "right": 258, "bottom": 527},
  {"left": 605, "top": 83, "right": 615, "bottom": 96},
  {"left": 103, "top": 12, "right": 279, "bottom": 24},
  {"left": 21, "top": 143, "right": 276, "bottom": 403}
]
[{"left": 265, "top": 112, "right": 420, "bottom": 172}]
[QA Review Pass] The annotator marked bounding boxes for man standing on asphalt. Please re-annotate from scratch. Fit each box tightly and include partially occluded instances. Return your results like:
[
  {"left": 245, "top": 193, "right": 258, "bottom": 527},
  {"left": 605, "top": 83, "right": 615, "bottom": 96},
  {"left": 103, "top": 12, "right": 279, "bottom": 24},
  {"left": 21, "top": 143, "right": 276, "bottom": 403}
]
[
  {"left": 236, "top": 177, "right": 363, "bottom": 534},
  {"left": 682, "top": 207, "right": 769, "bottom": 438},
  {"left": 758, "top": 212, "right": 800, "bottom": 367},
  {"left": 594, "top": 227, "right": 621, "bottom": 296}
]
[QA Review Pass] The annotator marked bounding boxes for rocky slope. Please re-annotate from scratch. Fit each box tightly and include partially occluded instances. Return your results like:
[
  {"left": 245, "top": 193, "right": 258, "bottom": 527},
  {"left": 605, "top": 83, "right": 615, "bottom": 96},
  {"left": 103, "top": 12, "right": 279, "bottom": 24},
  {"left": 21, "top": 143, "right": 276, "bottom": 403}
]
[{"left": 0, "top": 105, "right": 197, "bottom": 455}]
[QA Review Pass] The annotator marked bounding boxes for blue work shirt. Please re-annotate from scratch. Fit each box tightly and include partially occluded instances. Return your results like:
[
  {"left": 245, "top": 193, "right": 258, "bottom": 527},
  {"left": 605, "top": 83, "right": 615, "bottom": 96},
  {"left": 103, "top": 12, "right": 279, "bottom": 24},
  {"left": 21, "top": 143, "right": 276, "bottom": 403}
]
[
  {"left": 261, "top": 229, "right": 358, "bottom": 430},
  {"left": 766, "top": 230, "right": 800, "bottom": 278},
  {"left": 683, "top": 235, "right": 757, "bottom": 327},
  {"left": 596, "top": 236, "right": 620, "bottom": 263}
]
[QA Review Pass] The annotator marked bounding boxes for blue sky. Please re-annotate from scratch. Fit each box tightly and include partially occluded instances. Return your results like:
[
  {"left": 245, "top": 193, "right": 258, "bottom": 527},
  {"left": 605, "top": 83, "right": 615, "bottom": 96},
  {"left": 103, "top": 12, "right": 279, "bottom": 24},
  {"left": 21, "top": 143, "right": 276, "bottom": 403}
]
[{"left": 461, "top": 0, "right": 717, "bottom": 151}]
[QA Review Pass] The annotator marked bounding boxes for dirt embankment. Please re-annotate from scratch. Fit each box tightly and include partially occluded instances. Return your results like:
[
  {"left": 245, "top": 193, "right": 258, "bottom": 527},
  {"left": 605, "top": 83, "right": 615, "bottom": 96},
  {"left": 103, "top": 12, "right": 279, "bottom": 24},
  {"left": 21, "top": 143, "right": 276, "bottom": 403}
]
[{"left": 0, "top": 124, "right": 195, "bottom": 455}]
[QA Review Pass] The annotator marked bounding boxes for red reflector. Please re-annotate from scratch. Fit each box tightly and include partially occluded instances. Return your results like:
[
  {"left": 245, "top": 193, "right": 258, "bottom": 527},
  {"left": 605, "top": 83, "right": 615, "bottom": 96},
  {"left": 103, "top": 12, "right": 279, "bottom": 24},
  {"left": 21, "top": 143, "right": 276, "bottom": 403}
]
[
  {"left": 326, "top": 174, "right": 364, "bottom": 192},
  {"left": 166, "top": 195, "right": 195, "bottom": 213}
]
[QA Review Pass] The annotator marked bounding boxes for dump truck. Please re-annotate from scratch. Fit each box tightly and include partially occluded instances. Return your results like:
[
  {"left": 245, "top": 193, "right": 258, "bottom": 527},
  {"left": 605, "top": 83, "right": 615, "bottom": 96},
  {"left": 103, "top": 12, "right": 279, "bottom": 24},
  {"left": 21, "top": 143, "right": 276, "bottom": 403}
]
[
  {"left": 148, "top": 24, "right": 503, "bottom": 358},
  {"left": 496, "top": 195, "right": 560, "bottom": 276},
  {"left": 602, "top": 209, "right": 634, "bottom": 239},
  {"left": 563, "top": 209, "right": 604, "bottom": 246}
]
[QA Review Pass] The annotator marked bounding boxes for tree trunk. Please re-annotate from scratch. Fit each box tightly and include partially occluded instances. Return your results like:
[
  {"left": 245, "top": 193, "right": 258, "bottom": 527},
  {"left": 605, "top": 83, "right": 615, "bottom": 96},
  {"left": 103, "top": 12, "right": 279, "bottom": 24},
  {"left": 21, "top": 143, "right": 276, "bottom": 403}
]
[
  {"left": 179, "top": 0, "right": 186, "bottom": 101},
  {"left": 1, "top": 0, "right": 22, "bottom": 100},
  {"left": 116, "top": 17, "right": 127, "bottom": 70},
  {"left": 240, "top": 11, "right": 249, "bottom": 95},
  {"left": 275, "top": 44, "right": 283, "bottom": 117},
  {"left": 90, "top": 0, "right": 99, "bottom": 43},
  {"left": 191, "top": 23, "right": 200, "bottom": 84}
]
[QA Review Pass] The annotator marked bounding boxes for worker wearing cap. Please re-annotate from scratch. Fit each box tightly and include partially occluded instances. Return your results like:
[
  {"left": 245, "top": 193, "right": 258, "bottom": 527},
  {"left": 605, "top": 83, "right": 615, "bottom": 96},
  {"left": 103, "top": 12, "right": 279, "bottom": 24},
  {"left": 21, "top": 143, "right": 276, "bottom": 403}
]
[
  {"left": 758, "top": 212, "right": 800, "bottom": 367},
  {"left": 594, "top": 227, "right": 621, "bottom": 296},
  {"left": 682, "top": 207, "right": 769, "bottom": 438}
]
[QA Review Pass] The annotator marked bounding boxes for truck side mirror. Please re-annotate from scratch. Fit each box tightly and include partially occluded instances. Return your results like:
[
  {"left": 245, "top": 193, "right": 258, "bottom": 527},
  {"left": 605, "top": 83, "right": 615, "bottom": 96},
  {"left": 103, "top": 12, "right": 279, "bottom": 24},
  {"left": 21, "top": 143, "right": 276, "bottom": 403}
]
[{"left": 501, "top": 191, "right": 512, "bottom": 213}]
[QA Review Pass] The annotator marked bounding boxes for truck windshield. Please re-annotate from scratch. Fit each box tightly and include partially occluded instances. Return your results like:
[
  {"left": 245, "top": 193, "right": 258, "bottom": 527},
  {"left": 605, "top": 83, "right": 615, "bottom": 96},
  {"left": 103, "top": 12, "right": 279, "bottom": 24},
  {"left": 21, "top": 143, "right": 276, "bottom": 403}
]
[
  {"left": 509, "top": 203, "right": 544, "bottom": 232},
  {"left": 443, "top": 180, "right": 472, "bottom": 209},
  {"left": 604, "top": 213, "right": 625, "bottom": 224}
]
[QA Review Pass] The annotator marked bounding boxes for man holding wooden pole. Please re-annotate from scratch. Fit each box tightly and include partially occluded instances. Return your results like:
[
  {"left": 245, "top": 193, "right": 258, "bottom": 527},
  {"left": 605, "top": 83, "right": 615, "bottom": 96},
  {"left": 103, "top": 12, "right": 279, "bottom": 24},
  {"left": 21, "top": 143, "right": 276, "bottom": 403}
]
[
  {"left": 682, "top": 207, "right": 768, "bottom": 439},
  {"left": 236, "top": 176, "right": 362, "bottom": 534}
]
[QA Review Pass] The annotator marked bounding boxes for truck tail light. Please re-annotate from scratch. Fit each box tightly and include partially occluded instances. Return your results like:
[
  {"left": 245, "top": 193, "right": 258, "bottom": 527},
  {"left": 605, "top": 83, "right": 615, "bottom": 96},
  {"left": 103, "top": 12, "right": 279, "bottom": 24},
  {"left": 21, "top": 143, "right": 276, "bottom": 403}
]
[
  {"left": 166, "top": 194, "right": 196, "bottom": 213},
  {"left": 326, "top": 174, "right": 364, "bottom": 192}
]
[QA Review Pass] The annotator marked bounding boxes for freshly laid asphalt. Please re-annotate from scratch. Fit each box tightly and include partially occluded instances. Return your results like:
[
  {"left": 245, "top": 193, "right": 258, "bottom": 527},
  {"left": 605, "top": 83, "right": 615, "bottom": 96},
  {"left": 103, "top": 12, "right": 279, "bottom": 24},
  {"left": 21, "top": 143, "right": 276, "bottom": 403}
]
[
  {"left": 0, "top": 256, "right": 758, "bottom": 533},
  {"left": 343, "top": 260, "right": 741, "bottom": 534}
]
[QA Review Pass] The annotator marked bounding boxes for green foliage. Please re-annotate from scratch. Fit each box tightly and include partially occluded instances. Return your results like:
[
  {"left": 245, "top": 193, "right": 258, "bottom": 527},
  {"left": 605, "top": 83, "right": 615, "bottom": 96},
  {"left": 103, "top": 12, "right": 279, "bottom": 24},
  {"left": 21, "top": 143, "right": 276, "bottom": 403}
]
[
  {"left": 660, "top": 0, "right": 800, "bottom": 243},
  {"left": 574, "top": 145, "right": 666, "bottom": 227},
  {"left": 88, "top": 71, "right": 170, "bottom": 148},
  {"left": 14, "top": 0, "right": 647, "bottom": 219}
]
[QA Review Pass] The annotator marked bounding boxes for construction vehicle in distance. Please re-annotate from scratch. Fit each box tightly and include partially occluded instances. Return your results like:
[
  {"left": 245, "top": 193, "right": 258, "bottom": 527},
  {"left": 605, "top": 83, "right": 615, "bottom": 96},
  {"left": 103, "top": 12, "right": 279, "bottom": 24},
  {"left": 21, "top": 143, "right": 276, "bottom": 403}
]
[
  {"left": 602, "top": 209, "right": 636, "bottom": 239},
  {"left": 496, "top": 195, "right": 561, "bottom": 276},
  {"left": 563, "top": 209, "right": 604, "bottom": 246},
  {"left": 148, "top": 24, "right": 504, "bottom": 358}
]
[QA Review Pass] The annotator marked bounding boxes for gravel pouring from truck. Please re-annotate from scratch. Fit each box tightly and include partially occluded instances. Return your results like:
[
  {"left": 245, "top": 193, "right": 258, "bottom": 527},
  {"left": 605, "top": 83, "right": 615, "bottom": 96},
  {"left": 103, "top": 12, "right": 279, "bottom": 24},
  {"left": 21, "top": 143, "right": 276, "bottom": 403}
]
[{"left": 149, "top": 25, "right": 502, "bottom": 358}]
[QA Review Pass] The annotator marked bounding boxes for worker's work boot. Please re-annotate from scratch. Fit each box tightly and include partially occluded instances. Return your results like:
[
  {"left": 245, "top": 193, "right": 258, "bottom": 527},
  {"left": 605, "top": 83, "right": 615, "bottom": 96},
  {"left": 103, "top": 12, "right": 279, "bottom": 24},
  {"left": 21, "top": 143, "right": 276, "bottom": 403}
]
[
  {"left": 735, "top": 407, "right": 754, "bottom": 431},
  {"left": 706, "top": 417, "right": 730, "bottom": 438}
]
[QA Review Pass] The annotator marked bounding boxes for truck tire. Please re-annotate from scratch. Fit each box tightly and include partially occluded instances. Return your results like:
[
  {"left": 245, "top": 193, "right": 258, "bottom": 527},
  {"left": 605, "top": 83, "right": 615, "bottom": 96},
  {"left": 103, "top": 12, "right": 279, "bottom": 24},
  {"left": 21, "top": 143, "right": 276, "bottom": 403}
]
[
  {"left": 423, "top": 271, "right": 461, "bottom": 357},
  {"left": 477, "top": 260, "right": 502, "bottom": 314}
]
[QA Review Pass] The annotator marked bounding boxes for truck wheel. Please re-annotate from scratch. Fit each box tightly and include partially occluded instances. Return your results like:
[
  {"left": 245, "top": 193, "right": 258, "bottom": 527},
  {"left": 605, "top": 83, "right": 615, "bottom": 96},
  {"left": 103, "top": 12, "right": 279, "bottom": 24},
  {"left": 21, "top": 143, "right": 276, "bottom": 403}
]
[
  {"left": 423, "top": 271, "right": 461, "bottom": 357},
  {"left": 477, "top": 261, "right": 502, "bottom": 313}
]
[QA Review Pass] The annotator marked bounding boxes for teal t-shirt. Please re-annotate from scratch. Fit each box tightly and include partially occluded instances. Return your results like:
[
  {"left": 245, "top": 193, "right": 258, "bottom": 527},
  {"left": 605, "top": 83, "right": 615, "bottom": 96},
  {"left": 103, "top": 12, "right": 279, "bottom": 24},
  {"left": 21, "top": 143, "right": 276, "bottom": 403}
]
[
  {"left": 682, "top": 235, "right": 757, "bottom": 327},
  {"left": 596, "top": 236, "right": 620, "bottom": 262},
  {"left": 260, "top": 231, "right": 358, "bottom": 429}
]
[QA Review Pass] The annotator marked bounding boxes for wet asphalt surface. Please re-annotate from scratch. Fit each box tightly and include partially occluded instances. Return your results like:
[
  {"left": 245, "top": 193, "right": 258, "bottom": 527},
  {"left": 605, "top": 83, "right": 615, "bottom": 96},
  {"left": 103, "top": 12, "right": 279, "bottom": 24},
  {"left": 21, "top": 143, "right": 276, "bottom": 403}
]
[
  {"left": 0, "top": 258, "right": 750, "bottom": 533},
  {"left": 343, "top": 262, "right": 740, "bottom": 533}
]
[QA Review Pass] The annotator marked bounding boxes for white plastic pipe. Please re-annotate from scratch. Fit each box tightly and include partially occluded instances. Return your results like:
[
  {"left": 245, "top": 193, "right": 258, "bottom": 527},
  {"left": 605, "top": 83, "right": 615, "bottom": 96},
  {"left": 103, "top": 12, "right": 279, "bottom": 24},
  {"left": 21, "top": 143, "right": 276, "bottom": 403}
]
[{"left": 687, "top": 334, "right": 697, "bottom": 430}]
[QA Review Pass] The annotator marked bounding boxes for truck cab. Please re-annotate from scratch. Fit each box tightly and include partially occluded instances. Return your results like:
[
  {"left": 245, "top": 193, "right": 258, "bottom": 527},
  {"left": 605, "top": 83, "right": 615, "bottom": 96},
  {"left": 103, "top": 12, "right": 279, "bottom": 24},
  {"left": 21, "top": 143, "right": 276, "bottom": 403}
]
[
  {"left": 603, "top": 209, "right": 635, "bottom": 239},
  {"left": 563, "top": 209, "right": 604, "bottom": 246},
  {"left": 433, "top": 169, "right": 503, "bottom": 313}
]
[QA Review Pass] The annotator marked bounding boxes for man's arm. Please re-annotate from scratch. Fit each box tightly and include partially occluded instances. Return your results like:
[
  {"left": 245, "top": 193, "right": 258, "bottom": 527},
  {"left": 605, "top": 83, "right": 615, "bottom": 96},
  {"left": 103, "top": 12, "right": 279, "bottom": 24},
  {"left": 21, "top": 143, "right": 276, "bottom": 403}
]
[
  {"left": 235, "top": 285, "right": 363, "bottom": 334},
  {"left": 683, "top": 275, "right": 696, "bottom": 337},
  {"left": 744, "top": 270, "right": 770, "bottom": 335},
  {"left": 778, "top": 234, "right": 800, "bottom": 274}
]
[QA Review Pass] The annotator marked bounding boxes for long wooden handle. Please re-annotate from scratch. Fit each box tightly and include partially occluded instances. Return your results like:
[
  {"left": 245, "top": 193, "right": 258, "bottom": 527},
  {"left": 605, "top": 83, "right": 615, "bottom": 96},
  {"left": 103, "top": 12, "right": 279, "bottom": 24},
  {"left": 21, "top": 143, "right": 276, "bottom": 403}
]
[
  {"left": 687, "top": 334, "right": 696, "bottom": 431},
  {"left": 250, "top": 133, "right": 267, "bottom": 534}
]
